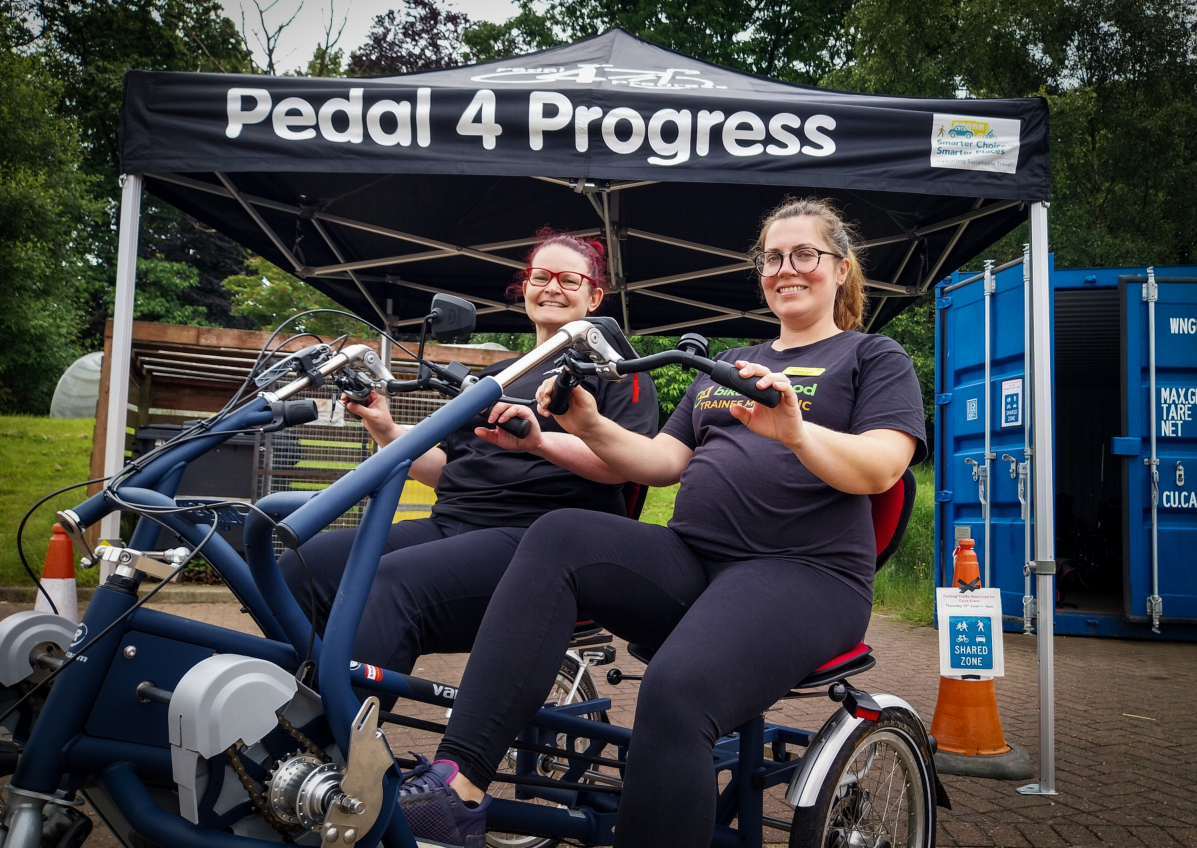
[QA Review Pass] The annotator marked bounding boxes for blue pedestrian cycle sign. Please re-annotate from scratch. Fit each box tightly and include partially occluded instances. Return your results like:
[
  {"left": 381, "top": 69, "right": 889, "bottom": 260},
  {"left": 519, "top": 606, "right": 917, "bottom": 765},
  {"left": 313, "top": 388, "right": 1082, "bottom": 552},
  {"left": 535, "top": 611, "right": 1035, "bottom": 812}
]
[
  {"left": 949, "top": 616, "right": 993, "bottom": 671},
  {"left": 936, "top": 587, "right": 1005, "bottom": 677}
]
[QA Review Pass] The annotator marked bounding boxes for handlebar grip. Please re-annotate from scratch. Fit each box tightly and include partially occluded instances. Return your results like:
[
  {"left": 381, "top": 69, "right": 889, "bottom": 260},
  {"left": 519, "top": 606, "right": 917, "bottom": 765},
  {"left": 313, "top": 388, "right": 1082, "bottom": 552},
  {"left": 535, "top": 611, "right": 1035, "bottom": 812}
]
[
  {"left": 387, "top": 379, "right": 423, "bottom": 394},
  {"left": 499, "top": 415, "right": 532, "bottom": 439},
  {"left": 709, "top": 361, "right": 783, "bottom": 408},
  {"left": 466, "top": 413, "right": 532, "bottom": 439},
  {"left": 546, "top": 371, "right": 577, "bottom": 416}
]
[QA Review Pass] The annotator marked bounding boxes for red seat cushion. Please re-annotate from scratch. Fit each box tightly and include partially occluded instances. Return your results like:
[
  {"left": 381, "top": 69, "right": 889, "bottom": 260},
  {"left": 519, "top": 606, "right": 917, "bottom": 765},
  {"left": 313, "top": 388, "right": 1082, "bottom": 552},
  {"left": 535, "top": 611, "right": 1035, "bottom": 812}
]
[{"left": 812, "top": 642, "right": 871, "bottom": 673}]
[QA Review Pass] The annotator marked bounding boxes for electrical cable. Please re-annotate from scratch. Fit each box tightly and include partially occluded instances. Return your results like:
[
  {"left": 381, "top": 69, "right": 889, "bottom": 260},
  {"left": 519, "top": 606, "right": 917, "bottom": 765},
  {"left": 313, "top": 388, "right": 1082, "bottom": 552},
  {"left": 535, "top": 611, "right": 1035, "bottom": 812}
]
[{"left": 15, "top": 477, "right": 111, "bottom": 616}]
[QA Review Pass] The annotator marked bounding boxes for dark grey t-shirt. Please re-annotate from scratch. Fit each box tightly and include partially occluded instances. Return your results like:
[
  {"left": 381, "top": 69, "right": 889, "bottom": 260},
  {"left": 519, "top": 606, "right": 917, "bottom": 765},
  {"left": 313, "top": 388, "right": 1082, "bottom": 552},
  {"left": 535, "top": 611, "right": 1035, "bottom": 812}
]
[
  {"left": 431, "top": 351, "right": 658, "bottom": 527},
  {"left": 661, "top": 331, "right": 926, "bottom": 600}
]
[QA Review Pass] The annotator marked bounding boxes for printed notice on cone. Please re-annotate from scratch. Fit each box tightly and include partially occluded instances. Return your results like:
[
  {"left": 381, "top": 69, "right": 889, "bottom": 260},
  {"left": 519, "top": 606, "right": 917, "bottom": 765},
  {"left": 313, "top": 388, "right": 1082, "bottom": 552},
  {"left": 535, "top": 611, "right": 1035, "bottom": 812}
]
[{"left": 937, "top": 588, "right": 1005, "bottom": 678}]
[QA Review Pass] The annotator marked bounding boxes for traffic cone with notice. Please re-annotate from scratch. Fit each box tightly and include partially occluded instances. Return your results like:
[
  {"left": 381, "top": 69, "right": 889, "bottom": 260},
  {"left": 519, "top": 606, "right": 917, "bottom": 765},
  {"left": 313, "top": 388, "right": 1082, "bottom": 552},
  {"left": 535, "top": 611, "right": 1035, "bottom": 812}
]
[
  {"left": 929, "top": 538, "right": 1032, "bottom": 779},
  {"left": 33, "top": 524, "right": 78, "bottom": 624}
]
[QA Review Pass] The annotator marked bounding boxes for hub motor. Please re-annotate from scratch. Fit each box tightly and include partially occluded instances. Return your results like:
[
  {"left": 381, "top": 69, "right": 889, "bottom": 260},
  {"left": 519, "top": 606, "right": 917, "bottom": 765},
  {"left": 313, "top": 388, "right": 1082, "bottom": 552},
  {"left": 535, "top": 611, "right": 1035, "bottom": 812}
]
[{"left": 267, "top": 753, "right": 348, "bottom": 831}]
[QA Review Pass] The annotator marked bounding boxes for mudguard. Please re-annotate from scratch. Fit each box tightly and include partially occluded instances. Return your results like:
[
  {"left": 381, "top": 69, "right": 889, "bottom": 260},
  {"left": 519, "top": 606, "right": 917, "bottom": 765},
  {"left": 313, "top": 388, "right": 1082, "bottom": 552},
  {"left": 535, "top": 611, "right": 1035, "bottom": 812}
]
[
  {"left": 784, "top": 694, "right": 927, "bottom": 808},
  {"left": 0, "top": 611, "right": 77, "bottom": 686}
]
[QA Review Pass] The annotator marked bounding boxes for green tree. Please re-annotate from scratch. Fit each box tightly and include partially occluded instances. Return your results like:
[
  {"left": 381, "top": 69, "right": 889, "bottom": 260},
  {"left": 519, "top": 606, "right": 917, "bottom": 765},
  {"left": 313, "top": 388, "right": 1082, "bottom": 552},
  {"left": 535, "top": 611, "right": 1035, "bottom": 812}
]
[
  {"left": 222, "top": 255, "right": 365, "bottom": 337},
  {"left": 0, "top": 40, "right": 101, "bottom": 413},
  {"left": 464, "top": 0, "right": 854, "bottom": 84},
  {"left": 29, "top": 0, "right": 255, "bottom": 345}
]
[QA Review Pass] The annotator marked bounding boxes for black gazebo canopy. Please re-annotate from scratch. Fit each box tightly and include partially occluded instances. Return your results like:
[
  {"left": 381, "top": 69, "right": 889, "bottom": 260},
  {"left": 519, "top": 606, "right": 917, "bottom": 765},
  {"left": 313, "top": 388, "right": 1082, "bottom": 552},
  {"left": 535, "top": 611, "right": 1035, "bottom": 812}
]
[{"left": 120, "top": 28, "right": 1049, "bottom": 336}]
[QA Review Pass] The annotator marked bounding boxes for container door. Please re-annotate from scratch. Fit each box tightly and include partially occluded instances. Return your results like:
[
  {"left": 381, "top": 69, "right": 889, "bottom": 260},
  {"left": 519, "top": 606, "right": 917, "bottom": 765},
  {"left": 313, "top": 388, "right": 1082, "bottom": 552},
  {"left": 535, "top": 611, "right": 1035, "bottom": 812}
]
[
  {"left": 935, "top": 262, "right": 1038, "bottom": 626},
  {"left": 1121, "top": 276, "right": 1197, "bottom": 623}
]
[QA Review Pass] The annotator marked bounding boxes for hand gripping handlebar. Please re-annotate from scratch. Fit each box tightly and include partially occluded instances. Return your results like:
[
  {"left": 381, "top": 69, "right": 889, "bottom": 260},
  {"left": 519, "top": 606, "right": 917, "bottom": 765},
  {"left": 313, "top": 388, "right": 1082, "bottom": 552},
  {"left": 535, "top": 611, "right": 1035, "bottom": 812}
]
[{"left": 543, "top": 341, "right": 784, "bottom": 415}]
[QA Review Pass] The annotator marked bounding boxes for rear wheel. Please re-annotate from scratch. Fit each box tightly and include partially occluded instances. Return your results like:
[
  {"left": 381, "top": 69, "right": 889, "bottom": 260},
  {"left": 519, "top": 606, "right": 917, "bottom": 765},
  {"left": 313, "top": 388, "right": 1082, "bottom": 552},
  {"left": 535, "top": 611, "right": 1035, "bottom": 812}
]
[
  {"left": 789, "top": 710, "right": 935, "bottom": 848},
  {"left": 486, "top": 657, "right": 609, "bottom": 848}
]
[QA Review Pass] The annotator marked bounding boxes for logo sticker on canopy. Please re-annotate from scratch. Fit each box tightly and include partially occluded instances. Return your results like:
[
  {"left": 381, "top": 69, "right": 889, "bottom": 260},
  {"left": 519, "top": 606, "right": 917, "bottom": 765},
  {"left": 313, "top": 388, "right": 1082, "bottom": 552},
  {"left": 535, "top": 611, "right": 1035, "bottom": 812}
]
[{"left": 931, "top": 113, "right": 1021, "bottom": 175}]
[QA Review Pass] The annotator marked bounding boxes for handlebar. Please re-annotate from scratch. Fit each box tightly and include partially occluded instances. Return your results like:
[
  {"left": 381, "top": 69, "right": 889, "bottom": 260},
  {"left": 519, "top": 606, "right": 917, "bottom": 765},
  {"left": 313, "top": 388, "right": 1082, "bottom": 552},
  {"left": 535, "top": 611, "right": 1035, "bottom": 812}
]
[{"left": 545, "top": 348, "right": 782, "bottom": 415}]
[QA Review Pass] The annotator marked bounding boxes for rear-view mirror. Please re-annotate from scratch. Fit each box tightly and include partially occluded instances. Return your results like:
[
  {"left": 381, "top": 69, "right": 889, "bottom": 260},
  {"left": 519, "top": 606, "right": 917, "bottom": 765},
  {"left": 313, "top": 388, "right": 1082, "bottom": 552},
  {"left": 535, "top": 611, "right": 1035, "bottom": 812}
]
[{"left": 429, "top": 294, "right": 476, "bottom": 341}]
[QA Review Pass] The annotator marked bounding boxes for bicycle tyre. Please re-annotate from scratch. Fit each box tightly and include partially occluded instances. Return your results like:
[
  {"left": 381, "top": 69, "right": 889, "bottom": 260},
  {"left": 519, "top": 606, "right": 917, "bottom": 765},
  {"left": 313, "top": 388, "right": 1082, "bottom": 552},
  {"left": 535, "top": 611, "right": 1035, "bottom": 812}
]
[
  {"left": 486, "top": 657, "right": 608, "bottom": 848},
  {"left": 788, "top": 709, "right": 936, "bottom": 848}
]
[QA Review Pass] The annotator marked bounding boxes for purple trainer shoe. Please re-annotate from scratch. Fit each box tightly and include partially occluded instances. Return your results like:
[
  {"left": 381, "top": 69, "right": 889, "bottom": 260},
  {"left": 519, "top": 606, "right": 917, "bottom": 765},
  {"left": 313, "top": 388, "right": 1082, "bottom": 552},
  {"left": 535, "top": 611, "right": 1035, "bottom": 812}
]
[{"left": 396, "top": 755, "right": 491, "bottom": 847}]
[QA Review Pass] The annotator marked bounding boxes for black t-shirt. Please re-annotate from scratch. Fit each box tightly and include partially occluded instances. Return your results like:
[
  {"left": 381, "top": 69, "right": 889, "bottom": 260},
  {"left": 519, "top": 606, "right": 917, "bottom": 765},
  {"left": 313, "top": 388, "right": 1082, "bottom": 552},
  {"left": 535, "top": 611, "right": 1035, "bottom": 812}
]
[
  {"left": 431, "top": 345, "right": 659, "bottom": 527},
  {"left": 661, "top": 332, "right": 926, "bottom": 600}
]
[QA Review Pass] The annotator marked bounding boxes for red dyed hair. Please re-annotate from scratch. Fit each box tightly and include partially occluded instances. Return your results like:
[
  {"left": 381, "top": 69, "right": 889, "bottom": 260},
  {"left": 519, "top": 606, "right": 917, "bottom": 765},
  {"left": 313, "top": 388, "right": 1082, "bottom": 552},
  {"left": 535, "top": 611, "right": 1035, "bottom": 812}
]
[{"left": 506, "top": 228, "right": 609, "bottom": 302}]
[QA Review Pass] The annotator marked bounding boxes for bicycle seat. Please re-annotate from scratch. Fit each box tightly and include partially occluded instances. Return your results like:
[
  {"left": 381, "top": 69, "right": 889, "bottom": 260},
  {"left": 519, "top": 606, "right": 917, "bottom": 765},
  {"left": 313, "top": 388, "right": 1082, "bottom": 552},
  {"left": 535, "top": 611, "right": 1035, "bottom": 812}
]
[{"left": 625, "top": 641, "right": 875, "bottom": 689}]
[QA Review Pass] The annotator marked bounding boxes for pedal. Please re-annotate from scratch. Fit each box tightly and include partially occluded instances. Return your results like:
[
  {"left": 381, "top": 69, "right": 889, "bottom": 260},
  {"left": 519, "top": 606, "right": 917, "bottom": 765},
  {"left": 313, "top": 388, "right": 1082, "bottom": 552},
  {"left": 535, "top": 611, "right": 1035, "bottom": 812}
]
[{"left": 580, "top": 645, "right": 616, "bottom": 666}]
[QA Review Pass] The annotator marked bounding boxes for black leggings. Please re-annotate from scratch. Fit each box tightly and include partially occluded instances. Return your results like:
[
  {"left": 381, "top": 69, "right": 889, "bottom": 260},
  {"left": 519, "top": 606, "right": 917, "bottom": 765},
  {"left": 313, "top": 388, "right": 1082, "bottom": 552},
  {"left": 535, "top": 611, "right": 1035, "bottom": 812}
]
[
  {"left": 278, "top": 516, "right": 526, "bottom": 675},
  {"left": 435, "top": 509, "right": 872, "bottom": 848}
]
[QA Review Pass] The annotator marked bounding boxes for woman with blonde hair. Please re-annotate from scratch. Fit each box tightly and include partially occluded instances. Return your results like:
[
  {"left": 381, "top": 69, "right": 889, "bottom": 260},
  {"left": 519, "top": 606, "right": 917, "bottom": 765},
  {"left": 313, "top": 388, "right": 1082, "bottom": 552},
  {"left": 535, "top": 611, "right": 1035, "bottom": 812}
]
[{"left": 395, "top": 198, "right": 926, "bottom": 848}]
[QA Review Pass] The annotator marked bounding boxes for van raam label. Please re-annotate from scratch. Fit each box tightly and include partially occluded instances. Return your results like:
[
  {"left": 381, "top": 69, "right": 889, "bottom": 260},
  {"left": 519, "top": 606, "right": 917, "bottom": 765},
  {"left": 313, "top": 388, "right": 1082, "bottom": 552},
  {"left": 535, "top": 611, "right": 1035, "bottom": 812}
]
[{"left": 930, "top": 114, "right": 1021, "bottom": 175}]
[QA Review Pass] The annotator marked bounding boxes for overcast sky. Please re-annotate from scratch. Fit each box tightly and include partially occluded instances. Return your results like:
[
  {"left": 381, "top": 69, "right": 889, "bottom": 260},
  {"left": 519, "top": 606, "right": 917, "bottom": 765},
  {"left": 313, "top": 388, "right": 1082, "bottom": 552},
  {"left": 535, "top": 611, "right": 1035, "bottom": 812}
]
[{"left": 222, "top": 0, "right": 519, "bottom": 73}]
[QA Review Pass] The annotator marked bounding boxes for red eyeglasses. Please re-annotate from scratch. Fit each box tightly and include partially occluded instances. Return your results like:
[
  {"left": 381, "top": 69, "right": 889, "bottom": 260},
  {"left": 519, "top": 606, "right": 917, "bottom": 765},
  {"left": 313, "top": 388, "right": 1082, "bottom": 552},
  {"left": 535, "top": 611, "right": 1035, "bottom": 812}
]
[{"left": 524, "top": 267, "right": 595, "bottom": 291}]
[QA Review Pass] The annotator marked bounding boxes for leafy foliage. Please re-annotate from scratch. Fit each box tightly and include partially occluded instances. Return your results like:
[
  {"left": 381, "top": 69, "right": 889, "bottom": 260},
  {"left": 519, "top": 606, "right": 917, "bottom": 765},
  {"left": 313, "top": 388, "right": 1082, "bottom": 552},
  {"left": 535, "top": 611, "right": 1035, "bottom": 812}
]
[
  {"left": 348, "top": 0, "right": 471, "bottom": 75},
  {"left": 0, "top": 41, "right": 100, "bottom": 414},
  {"left": 462, "top": 0, "right": 854, "bottom": 84},
  {"left": 222, "top": 255, "right": 365, "bottom": 337}
]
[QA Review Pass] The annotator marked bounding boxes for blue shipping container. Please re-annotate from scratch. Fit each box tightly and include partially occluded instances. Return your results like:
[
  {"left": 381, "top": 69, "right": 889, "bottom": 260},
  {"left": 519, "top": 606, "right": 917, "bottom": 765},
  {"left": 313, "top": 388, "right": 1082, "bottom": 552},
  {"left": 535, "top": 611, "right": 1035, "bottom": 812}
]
[{"left": 935, "top": 258, "right": 1197, "bottom": 639}]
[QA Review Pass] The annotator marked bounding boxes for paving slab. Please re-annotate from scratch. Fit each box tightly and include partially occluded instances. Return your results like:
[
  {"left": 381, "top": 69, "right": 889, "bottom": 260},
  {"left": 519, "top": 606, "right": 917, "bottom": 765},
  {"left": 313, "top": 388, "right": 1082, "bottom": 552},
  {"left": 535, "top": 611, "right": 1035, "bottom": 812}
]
[{"left": 3, "top": 597, "right": 1194, "bottom": 848}]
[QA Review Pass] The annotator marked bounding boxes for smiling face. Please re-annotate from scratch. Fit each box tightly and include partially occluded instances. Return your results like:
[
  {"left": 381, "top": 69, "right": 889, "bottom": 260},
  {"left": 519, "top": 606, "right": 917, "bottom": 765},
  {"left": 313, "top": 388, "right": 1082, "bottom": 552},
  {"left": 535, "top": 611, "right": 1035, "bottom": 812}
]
[
  {"left": 523, "top": 243, "right": 604, "bottom": 335},
  {"left": 759, "top": 215, "right": 850, "bottom": 341}
]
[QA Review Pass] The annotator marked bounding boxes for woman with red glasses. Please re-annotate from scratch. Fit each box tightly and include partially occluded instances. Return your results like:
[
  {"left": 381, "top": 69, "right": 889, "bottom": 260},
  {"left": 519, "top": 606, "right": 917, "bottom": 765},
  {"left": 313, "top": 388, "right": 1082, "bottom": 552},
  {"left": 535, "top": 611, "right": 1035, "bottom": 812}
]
[{"left": 278, "top": 230, "right": 657, "bottom": 691}]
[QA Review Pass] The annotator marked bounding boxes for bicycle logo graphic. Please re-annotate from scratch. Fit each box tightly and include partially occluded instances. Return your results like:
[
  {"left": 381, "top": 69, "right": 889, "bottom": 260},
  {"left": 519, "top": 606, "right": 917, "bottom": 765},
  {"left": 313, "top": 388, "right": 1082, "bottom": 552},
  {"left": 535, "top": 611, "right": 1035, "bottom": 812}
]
[{"left": 471, "top": 64, "right": 728, "bottom": 90}]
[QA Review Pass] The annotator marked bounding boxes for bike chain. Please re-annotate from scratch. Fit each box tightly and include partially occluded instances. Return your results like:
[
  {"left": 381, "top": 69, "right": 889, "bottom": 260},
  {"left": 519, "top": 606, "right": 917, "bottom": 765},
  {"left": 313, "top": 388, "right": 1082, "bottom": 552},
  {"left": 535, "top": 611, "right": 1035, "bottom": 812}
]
[
  {"left": 276, "top": 711, "right": 330, "bottom": 763},
  {"left": 222, "top": 714, "right": 334, "bottom": 840},
  {"left": 225, "top": 742, "right": 301, "bottom": 841}
]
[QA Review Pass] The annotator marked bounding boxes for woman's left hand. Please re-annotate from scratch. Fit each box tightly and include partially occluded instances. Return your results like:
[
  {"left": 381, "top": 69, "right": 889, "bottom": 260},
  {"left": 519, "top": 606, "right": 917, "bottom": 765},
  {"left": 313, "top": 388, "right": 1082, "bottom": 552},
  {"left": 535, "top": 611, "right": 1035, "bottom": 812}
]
[{"left": 728, "top": 361, "right": 805, "bottom": 450}]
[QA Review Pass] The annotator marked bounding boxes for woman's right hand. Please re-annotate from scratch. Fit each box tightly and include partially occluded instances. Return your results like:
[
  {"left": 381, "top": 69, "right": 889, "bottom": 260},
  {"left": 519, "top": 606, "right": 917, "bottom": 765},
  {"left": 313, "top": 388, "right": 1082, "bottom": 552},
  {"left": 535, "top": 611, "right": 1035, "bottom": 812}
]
[
  {"left": 344, "top": 391, "right": 403, "bottom": 447},
  {"left": 535, "top": 376, "right": 603, "bottom": 437},
  {"left": 475, "top": 402, "right": 545, "bottom": 452}
]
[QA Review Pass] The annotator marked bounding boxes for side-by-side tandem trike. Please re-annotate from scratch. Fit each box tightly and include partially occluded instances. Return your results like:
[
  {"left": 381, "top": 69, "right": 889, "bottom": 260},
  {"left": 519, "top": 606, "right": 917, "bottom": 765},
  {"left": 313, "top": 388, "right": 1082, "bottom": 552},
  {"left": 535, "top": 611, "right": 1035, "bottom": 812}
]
[{"left": 0, "top": 298, "right": 947, "bottom": 848}]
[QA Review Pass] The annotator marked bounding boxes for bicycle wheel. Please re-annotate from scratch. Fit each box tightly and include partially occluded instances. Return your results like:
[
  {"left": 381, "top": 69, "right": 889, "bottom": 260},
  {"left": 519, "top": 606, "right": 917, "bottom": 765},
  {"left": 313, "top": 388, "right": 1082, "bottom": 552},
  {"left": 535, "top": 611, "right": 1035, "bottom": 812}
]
[
  {"left": 486, "top": 656, "right": 610, "bottom": 848},
  {"left": 789, "top": 710, "right": 936, "bottom": 848}
]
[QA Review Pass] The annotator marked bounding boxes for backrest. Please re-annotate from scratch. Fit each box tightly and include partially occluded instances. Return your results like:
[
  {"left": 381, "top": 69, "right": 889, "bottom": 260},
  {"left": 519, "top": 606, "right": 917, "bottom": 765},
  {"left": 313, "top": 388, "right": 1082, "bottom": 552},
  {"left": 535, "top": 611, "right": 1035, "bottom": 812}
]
[
  {"left": 870, "top": 467, "right": 917, "bottom": 571},
  {"left": 623, "top": 482, "right": 649, "bottom": 520}
]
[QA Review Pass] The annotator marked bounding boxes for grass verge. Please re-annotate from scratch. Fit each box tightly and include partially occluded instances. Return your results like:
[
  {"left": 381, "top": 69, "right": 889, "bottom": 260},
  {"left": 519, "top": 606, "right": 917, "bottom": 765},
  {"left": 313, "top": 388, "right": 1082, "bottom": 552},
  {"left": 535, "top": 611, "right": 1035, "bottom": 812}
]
[
  {"left": 0, "top": 416, "right": 99, "bottom": 588},
  {"left": 872, "top": 462, "right": 935, "bottom": 625}
]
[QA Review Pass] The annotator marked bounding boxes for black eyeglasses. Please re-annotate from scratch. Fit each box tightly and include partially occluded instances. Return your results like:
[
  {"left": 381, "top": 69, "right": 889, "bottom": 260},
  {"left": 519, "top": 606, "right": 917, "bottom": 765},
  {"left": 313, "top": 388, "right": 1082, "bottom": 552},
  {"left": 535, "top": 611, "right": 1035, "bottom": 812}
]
[{"left": 754, "top": 248, "right": 842, "bottom": 276}]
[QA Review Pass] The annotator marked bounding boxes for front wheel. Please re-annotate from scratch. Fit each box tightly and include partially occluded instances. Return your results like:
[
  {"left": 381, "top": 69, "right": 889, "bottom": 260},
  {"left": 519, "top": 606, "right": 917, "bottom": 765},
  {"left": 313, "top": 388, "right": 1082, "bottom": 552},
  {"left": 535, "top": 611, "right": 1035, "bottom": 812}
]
[{"left": 789, "top": 709, "right": 936, "bottom": 848}]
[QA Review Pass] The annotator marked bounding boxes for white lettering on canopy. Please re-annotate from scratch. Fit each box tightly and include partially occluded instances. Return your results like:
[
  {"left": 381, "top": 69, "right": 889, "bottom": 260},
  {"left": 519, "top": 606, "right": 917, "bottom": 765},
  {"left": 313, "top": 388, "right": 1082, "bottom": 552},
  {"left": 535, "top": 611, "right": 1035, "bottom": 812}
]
[
  {"left": 226, "top": 88, "right": 271, "bottom": 138},
  {"left": 222, "top": 87, "right": 841, "bottom": 166}
]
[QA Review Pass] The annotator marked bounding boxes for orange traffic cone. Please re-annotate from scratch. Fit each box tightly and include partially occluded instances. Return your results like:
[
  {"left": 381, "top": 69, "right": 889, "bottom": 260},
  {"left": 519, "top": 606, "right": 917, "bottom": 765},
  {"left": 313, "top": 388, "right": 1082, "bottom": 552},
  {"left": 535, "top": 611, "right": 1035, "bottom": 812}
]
[
  {"left": 33, "top": 524, "right": 78, "bottom": 624},
  {"left": 929, "top": 538, "right": 1032, "bottom": 779}
]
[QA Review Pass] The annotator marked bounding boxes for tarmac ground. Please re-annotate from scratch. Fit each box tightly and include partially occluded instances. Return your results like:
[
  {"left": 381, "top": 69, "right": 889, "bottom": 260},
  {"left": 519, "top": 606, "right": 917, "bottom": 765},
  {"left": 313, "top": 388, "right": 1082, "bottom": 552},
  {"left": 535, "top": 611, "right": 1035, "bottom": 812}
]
[{"left": 3, "top": 590, "right": 1195, "bottom": 848}]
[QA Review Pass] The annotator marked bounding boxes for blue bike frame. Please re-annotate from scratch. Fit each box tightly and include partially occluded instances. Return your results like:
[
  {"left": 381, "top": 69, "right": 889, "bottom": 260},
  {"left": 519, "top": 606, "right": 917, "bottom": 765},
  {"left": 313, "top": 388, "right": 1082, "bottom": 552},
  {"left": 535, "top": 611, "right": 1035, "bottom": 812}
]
[{"left": 3, "top": 322, "right": 929, "bottom": 848}]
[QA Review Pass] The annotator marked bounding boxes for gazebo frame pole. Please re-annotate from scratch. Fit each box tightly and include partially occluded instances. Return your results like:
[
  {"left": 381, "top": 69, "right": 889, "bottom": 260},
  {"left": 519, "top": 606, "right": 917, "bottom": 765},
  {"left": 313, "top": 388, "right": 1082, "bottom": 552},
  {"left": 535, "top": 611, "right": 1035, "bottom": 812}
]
[
  {"left": 99, "top": 174, "right": 143, "bottom": 573},
  {"left": 1020, "top": 200, "right": 1058, "bottom": 796}
]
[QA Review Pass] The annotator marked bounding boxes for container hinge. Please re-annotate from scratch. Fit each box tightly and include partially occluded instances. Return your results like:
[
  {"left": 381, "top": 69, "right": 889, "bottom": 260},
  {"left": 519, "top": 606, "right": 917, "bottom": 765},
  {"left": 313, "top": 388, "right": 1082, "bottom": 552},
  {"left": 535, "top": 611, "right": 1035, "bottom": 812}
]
[
  {"left": 965, "top": 458, "right": 989, "bottom": 517},
  {"left": 1145, "top": 457, "right": 1160, "bottom": 507},
  {"left": 1022, "top": 592, "right": 1036, "bottom": 634},
  {"left": 935, "top": 393, "right": 952, "bottom": 406},
  {"left": 935, "top": 297, "right": 952, "bottom": 309},
  {"left": 1147, "top": 595, "right": 1163, "bottom": 634},
  {"left": 1142, "top": 267, "right": 1157, "bottom": 303},
  {"left": 934, "top": 490, "right": 953, "bottom": 503},
  {"left": 983, "top": 260, "right": 996, "bottom": 295}
]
